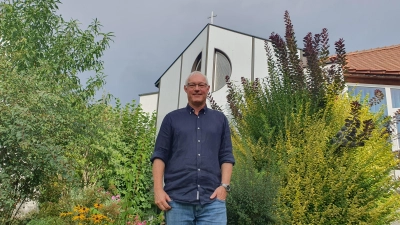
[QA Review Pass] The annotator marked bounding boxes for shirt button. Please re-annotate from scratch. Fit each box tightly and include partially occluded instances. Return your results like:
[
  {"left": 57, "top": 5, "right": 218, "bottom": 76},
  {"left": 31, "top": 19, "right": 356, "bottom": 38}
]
[
  {"left": 198, "top": 127, "right": 200, "bottom": 129},
  {"left": 198, "top": 169, "right": 200, "bottom": 171},
  {"left": 198, "top": 185, "right": 200, "bottom": 187},
  {"left": 198, "top": 154, "right": 200, "bottom": 156},
  {"left": 198, "top": 116, "right": 199, "bottom": 118},
  {"left": 198, "top": 140, "right": 200, "bottom": 142}
]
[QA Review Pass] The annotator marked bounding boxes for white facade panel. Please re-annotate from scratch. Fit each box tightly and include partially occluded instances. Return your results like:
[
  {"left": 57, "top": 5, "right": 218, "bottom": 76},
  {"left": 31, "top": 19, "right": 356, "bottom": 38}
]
[
  {"left": 178, "top": 28, "right": 208, "bottom": 108},
  {"left": 156, "top": 57, "right": 182, "bottom": 130},
  {"left": 139, "top": 93, "right": 158, "bottom": 114},
  {"left": 253, "top": 38, "right": 270, "bottom": 80},
  {"left": 206, "top": 26, "right": 253, "bottom": 111}
]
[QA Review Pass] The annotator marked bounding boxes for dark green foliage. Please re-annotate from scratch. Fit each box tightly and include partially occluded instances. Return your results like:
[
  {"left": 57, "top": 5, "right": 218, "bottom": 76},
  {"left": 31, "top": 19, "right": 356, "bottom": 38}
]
[{"left": 227, "top": 153, "right": 278, "bottom": 225}]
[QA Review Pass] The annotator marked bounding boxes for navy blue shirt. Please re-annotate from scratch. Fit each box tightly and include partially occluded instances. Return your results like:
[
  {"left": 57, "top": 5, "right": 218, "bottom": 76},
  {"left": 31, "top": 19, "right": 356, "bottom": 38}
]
[{"left": 151, "top": 104, "right": 235, "bottom": 205}]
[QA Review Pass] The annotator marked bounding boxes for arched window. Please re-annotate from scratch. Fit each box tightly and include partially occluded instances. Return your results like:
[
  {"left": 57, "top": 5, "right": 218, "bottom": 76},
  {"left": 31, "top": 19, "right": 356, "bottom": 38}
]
[
  {"left": 213, "top": 50, "right": 231, "bottom": 92},
  {"left": 191, "top": 52, "right": 202, "bottom": 72}
]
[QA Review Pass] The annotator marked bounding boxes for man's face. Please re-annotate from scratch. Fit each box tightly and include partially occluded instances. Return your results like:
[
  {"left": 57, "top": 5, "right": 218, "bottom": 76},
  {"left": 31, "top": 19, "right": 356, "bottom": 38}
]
[{"left": 184, "top": 73, "right": 210, "bottom": 107}]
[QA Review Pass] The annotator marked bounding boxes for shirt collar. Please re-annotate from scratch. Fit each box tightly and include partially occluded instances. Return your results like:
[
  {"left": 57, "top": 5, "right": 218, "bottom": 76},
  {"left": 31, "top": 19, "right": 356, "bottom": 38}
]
[{"left": 186, "top": 104, "right": 208, "bottom": 115}]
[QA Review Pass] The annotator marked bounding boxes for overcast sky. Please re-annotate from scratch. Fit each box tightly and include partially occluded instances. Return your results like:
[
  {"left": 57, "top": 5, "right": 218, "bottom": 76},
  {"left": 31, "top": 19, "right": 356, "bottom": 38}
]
[{"left": 57, "top": 0, "right": 400, "bottom": 105}]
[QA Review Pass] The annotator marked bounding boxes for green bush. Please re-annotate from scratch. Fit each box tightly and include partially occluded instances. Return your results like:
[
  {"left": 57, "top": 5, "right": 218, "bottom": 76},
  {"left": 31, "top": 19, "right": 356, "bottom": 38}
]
[
  {"left": 210, "top": 10, "right": 400, "bottom": 224},
  {"left": 27, "top": 217, "right": 65, "bottom": 225},
  {"left": 227, "top": 156, "right": 278, "bottom": 224}
]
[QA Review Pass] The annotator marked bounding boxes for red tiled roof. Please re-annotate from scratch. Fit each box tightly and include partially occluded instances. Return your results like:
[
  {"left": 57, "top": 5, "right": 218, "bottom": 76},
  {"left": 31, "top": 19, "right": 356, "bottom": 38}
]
[{"left": 346, "top": 44, "right": 400, "bottom": 75}]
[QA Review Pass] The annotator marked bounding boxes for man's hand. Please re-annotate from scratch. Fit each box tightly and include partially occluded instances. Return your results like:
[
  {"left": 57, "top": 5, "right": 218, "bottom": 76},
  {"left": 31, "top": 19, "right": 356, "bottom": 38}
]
[
  {"left": 210, "top": 186, "right": 228, "bottom": 200},
  {"left": 154, "top": 189, "right": 172, "bottom": 211},
  {"left": 152, "top": 159, "right": 171, "bottom": 211}
]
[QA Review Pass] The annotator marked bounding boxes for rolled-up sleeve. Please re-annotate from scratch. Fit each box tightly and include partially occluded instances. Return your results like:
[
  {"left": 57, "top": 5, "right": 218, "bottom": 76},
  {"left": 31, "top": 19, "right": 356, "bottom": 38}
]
[
  {"left": 219, "top": 115, "right": 235, "bottom": 166},
  {"left": 150, "top": 114, "right": 171, "bottom": 164}
]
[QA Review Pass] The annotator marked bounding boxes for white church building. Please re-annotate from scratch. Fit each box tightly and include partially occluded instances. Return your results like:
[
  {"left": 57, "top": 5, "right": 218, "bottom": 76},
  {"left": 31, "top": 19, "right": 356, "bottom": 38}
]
[
  {"left": 141, "top": 24, "right": 298, "bottom": 128},
  {"left": 139, "top": 23, "right": 400, "bottom": 151}
]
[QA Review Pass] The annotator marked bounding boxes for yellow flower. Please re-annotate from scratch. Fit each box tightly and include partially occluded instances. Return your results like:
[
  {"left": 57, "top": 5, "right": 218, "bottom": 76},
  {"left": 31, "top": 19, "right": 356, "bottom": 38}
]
[
  {"left": 72, "top": 213, "right": 86, "bottom": 221},
  {"left": 73, "top": 205, "right": 83, "bottom": 212},
  {"left": 94, "top": 203, "right": 103, "bottom": 209},
  {"left": 91, "top": 213, "right": 105, "bottom": 223},
  {"left": 78, "top": 206, "right": 89, "bottom": 214}
]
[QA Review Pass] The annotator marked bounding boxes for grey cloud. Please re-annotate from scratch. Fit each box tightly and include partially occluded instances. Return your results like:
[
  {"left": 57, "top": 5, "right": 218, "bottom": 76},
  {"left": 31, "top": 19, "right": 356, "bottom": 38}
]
[{"left": 57, "top": 0, "right": 400, "bottom": 105}]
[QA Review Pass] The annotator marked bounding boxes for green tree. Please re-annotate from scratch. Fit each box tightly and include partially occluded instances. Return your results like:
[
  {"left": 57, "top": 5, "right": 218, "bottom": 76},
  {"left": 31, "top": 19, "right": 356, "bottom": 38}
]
[
  {"left": 63, "top": 101, "right": 115, "bottom": 188},
  {"left": 0, "top": 0, "right": 113, "bottom": 223},
  {"left": 210, "top": 11, "right": 400, "bottom": 224}
]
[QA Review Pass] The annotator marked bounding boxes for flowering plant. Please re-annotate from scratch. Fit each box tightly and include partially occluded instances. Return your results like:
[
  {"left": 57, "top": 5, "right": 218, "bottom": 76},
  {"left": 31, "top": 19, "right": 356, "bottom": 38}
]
[
  {"left": 126, "top": 215, "right": 147, "bottom": 225},
  {"left": 60, "top": 203, "right": 111, "bottom": 224}
]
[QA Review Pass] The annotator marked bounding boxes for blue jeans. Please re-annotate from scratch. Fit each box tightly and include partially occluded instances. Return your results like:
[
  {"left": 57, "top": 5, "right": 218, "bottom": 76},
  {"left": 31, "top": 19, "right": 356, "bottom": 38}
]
[{"left": 165, "top": 199, "right": 227, "bottom": 225}]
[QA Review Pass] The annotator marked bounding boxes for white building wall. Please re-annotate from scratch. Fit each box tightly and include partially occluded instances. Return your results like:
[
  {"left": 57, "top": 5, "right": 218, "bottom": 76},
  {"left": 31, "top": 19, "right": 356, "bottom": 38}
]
[
  {"left": 206, "top": 26, "right": 253, "bottom": 111},
  {"left": 253, "top": 38, "right": 271, "bottom": 80},
  {"left": 178, "top": 28, "right": 208, "bottom": 108},
  {"left": 139, "top": 92, "right": 158, "bottom": 114},
  {"left": 153, "top": 25, "right": 291, "bottom": 130},
  {"left": 156, "top": 56, "right": 182, "bottom": 130}
]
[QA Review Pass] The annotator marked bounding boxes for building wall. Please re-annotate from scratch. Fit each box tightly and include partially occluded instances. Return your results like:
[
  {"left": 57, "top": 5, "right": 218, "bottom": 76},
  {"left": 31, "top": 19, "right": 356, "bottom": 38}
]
[
  {"left": 156, "top": 27, "right": 208, "bottom": 130},
  {"left": 139, "top": 92, "right": 158, "bottom": 114},
  {"left": 156, "top": 56, "right": 182, "bottom": 130},
  {"left": 156, "top": 25, "right": 275, "bottom": 127},
  {"left": 178, "top": 28, "right": 208, "bottom": 108},
  {"left": 253, "top": 38, "right": 271, "bottom": 80},
  {"left": 206, "top": 26, "right": 254, "bottom": 111}
]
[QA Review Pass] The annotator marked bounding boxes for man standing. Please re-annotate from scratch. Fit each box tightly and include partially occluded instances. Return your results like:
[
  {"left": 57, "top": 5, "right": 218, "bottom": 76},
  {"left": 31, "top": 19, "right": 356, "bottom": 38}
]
[{"left": 151, "top": 71, "right": 235, "bottom": 224}]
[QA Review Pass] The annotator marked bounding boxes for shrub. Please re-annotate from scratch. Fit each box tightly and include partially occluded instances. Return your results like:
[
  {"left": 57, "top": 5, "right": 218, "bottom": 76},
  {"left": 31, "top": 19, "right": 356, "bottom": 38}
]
[
  {"left": 210, "top": 10, "right": 400, "bottom": 224},
  {"left": 227, "top": 155, "right": 278, "bottom": 224}
]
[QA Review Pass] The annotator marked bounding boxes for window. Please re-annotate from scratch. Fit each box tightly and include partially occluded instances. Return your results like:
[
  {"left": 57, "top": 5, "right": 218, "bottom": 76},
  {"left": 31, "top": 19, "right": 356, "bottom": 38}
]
[
  {"left": 347, "top": 86, "right": 388, "bottom": 115},
  {"left": 391, "top": 88, "right": 400, "bottom": 108},
  {"left": 191, "top": 52, "right": 202, "bottom": 72},
  {"left": 392, "top": 88, "right": 400, "bottom": 148},
  {"left": 213, "top": 50, "right": 232, "bottom": 92},
  {"left": 397, "top": 122, "right": 400, "bottom": 148}
]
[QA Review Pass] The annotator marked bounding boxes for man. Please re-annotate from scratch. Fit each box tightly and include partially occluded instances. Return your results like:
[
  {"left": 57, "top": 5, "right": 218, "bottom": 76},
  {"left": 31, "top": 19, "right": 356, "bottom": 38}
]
[{"left": 151, "top": 71, "right": 235, "bottom": 225}]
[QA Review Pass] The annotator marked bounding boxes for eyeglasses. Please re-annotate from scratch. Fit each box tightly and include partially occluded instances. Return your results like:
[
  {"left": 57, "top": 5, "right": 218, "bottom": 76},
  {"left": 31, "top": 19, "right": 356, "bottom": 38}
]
[{"left": 186, "top": 83, "right": 209, "bottom": 89}]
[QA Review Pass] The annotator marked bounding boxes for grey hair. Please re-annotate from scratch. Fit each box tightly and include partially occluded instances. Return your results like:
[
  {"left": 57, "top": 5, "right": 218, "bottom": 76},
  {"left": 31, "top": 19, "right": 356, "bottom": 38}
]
[{"left": 185, "top": 71, "right": 209, "bottom": 85}]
